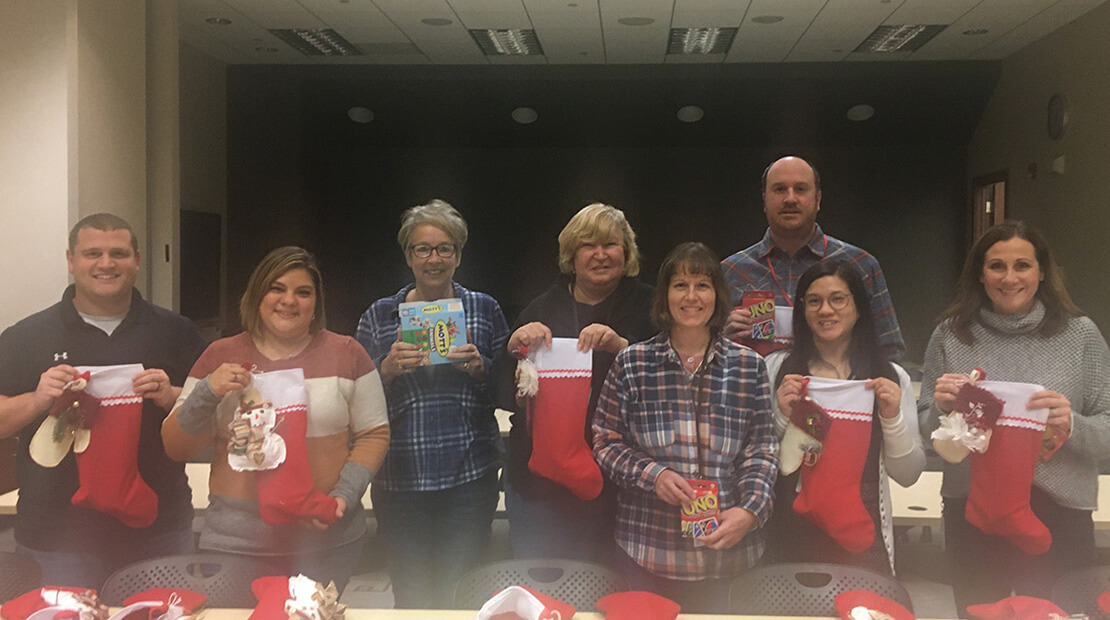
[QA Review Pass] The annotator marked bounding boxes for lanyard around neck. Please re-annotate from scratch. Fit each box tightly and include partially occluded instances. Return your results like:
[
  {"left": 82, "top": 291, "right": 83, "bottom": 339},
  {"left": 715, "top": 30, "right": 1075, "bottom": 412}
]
[{"left": 765, "top": 233, "right": 828, "bottom": 307}]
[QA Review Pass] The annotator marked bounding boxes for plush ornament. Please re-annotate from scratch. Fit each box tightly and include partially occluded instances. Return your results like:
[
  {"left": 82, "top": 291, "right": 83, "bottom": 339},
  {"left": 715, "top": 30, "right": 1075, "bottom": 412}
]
[
  {"left": 932, "top": 368, "right": 1004, "bottom": 463},
  {"left": 513, "top": 346, "right": 539, "bottom": 400},
  {"left": 595, "top": 591, "right": 681, "bottom": 620},
  {"left": 30, "top": 371, "right": 95, "bottom": 467},
  {"left": 476, "top": 585, "right": 575, "bottom": 620},
  {"left": 249, "top": 575, "right": 346, "bottom": 620},
  {"left": 965, "top": 595, "right": 1067, "bottom": 619},
  {"left": 792, "top": 376, "right": 876, "bottom": 553},
  {"left": 227, "top": 385, "right": 286, "bottom": 471},
  {"left": 1098, "top": 591, "right": 1110, "bottom": 614},
  {"left": 243, "top": 369, "right": 338, "bottom": 526},
  {"left": 835, "top": 590, "right": 915, "bottom": 620},
  {"left": 520, "top": 338, "right": 603, "bottom": 501},
  {"left": 965, "top": 380, "right": 1052, "bottom": 555},
  {"left": 109, "top": 588, "right": 208, "bottom": 620},
  {"left": 1, "top": 586, "right": 108, "bottom": 620}
]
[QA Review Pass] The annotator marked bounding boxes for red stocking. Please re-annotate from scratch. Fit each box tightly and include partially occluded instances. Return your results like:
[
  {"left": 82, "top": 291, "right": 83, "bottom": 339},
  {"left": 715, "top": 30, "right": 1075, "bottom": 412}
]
[
  {"left": 72, "top": 364, "right": 158, "bottom": 528},
  {"left": 966, "top": 383, "right": 1051, "bottom": 554},
  {"left": 526, "top": 339, "right": 603, "bottom": 501},
  {"left": 793, "top": 377, "right": 876, "bottom": 553},
  {"left": 256, "top": 405, "right": 338, "bottom": 525}
]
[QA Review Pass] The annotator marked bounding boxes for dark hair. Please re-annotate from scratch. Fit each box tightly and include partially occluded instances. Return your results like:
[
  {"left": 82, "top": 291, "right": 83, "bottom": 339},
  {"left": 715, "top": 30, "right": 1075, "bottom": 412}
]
[
  {"left": 940, "top": 220, "right": 1081, "bottom": 345},
  {"left": 69, "top": 213, "right": 138, "bottom": 252},
  {"left": 650, "top": 242, "right": 731, "bottom": 332},
  {"left": 239, "top": 246, "right": 327, "bottom": 337},
  {"left": 761, "top": 156, "right": 821, "bottom": 194},
  {"left": 780, "top": 260, "right": 893, "bottom": 383}
]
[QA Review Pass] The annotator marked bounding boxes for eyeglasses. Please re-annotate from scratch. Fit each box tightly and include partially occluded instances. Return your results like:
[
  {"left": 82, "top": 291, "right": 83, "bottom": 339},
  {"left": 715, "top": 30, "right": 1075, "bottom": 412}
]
[
  {"left": 409, "top": 243, "right": 457, "bottom": 259},
  {"left": 803, "top": 292, "right": 852, "bottom": 311}
]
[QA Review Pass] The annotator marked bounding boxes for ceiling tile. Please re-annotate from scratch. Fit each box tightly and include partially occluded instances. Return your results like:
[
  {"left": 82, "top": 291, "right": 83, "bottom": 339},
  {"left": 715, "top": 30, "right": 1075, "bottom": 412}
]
[
  {"left": 885, "top": 0, "right": 982, "bottom": 25},
  {"left": 370, "top": 0, "right": 452, "bottom": 11},
  {"left": 224, "top": 0, "right": 305, "bottom": 11},
  {"left": 527, "top": 7, "right": 601, "bottom": 30},
  {"left": 242, "top": 10, "right": 328, "bottom": 29},
  {"left": 455, "top": 10, "right": 535, "bottom": 28},
  {"left": 674, "top": 0, "right": 751, "bottom": 11},
  {"left": 671, "top": 10, "right": 747, "bottom": 28},
  {"left": 447, "top": 0, "right": 526, "bottom": 11}
]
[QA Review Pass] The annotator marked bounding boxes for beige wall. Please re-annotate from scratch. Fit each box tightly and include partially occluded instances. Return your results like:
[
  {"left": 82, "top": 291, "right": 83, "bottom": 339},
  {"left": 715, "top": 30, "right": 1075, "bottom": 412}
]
[
  {"left": 0, "top": 1, "right": 71, "bottom": 330},
  {"left": 968, "top": 1, "right": 1110, "bottom": 326}
]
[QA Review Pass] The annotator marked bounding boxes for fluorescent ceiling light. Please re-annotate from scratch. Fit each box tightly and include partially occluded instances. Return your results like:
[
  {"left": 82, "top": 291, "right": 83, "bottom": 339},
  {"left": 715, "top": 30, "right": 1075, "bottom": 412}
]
[
  {"left": 855, "top": 24, "right": 946, "bottom": 52},
  {"left": 469, "top": 29, "right": 543, "bottom": 56},
  {"left": 269, "top": 28, "right": 362, "bottom": 56},
  {"left": 668, "top": 28, "right": 738, "bottom": 55}
]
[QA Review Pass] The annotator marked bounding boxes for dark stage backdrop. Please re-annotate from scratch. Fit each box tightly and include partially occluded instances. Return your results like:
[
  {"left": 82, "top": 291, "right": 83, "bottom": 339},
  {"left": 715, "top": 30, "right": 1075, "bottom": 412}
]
[{"left": 223, "top": 63, "right": 999, "bottom": 361}]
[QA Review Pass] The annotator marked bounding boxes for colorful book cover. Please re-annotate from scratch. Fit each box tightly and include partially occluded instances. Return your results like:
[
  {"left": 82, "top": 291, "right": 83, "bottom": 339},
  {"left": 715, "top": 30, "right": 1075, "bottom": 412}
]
[{"left": 399, "top": 298, "right": 467, "bottom": 366}]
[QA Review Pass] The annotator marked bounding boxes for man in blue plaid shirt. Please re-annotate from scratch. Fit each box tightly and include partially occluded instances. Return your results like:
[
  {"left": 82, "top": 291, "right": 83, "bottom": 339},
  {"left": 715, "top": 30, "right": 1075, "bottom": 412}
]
[{"left": 722, "top": 156, "right": 905, "bottom": 360}]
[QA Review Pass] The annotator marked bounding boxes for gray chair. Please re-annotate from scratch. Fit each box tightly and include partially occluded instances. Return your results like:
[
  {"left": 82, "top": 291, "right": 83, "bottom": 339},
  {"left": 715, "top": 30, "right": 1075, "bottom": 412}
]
[
  {"left": 728, "top": 562, "right": 913, "bottom": 616},
  {"left": 454, "top": 559, "right": 626, "bottom": 612},
  {"left": 1053, "top": 565, "right": 1110, "bottom": 620},
  {"left": 100, "top": 553, "right": 269, "bottom": 608},
  {"left": 0, "top": 552, "right": 42, "bottom": 603}
]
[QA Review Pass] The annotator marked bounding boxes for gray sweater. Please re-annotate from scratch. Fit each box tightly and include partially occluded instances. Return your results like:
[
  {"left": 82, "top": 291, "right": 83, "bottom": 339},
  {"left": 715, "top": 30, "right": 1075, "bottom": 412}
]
[{"left": 919, "top": 300, "right": 1110, "bottom": 509}]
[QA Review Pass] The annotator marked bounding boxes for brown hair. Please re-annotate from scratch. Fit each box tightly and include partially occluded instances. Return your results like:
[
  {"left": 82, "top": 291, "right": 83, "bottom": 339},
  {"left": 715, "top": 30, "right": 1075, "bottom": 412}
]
[
  {"left": 940, "top": 220, "right": 1081, "bottom": 344},
  {"left": 239, "top": 246, "right": 327, "bottom": 337},
  {"left": 650, "top": 242, "right": 731, "bottom": 331},
  {"left": 69, "top": 213, "right": 138, "bottom": 252}
]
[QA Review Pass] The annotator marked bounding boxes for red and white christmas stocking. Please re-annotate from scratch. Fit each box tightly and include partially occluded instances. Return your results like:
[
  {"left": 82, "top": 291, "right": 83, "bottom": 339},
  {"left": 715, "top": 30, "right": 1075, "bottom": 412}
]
[
  {"left": 476, "top": 585, "right": 576, "bottom": 620},
  {"left": 793, "top": 377, "right": 877, "bottom": 553},
  {"left": 965, "top": 380, "right": 1052, "bottom": 555},
  {"left": 241, "top": 368, "right": 339, "bottom": 525},
  {"left": 522, "top": 337, "right": 603, "bottom": 501},
  {"left": 68, "top": 364, "right": 158, "bottom": 528}
]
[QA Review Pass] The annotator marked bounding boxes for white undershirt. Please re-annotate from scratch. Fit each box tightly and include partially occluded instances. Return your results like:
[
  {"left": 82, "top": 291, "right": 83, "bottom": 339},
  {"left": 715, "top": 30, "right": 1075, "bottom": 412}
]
[{"left": 78, "top": 311, "right": 126, "bottom": 336}]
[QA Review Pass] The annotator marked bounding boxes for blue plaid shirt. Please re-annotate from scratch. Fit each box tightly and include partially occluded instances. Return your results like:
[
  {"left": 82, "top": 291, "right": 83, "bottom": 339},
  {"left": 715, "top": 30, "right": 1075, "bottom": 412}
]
[
  {"left": 356, "top": 282, "right": 509, "bottom": 491},
  {"left": 721, "top": 225, "right": 905, "bottom": 360},
  {"left": 592, "top": 332, "right": 778, "bottom": 580}
]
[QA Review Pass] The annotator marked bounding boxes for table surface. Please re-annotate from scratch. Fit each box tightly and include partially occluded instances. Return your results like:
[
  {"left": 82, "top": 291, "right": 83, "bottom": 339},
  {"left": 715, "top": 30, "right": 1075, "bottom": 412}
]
[{"left": 190, "top": 610, "right": 950, "bottom": 620}]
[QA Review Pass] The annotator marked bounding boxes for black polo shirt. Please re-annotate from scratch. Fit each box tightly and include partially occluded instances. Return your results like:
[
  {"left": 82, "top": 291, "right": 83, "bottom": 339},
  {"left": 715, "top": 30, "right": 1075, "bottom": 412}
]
[{"left": 0, "top": 285, "right": 205, "bottom": 551}]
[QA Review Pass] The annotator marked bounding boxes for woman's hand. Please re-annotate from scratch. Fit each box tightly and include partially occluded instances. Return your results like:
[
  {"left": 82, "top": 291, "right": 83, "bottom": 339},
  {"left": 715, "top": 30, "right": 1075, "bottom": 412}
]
[
  {"left": 776, "top": 374, "right": 806, "bottom": 420},
  {"left": 653, "top": 469, "right": 696, "bottom": 506},
  {"left": 507, "top": 322, "right": 552, "bottom": 353},
  {"left": 932, "top": 373, "right": 971, "bottom": 414},
  {"left": 698, "top": 507, "right": 757, "bottom": 550},
  {"left": 209, "top": 363, "right": 252, "bottom": 397},
  {"left": 381, "top": 328, "right": 424, "bottom": 382},
  {"left": 578, "top": 323, "right": 627, "bottom": 354},
  {"left": 866, "top": 376, "right": 902, "bottom": 419},
  {"left": 309, "top": 497, "right": 346, "bottom": 531},
  {"left": 446, "top": 343, "right": 485, "bottom": 379},
  {"left": 1029, "top": 390, "right": 1072, "bottom": 435}
]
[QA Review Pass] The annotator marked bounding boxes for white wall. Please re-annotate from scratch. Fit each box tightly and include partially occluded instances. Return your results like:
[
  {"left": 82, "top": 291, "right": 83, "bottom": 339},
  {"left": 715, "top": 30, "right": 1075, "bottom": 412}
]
[
  {"left": 969, "top": 1, "right": 1110, "bottom": 327},
  {"left": 0, "top": 1, "right": 71, "bottom": 331}
]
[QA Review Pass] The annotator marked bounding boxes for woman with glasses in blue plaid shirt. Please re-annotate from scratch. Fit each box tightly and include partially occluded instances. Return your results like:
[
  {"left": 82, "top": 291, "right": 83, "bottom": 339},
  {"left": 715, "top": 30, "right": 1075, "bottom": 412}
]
[{"left": 592, "top": 242, "right": 779, "bottom": 613}]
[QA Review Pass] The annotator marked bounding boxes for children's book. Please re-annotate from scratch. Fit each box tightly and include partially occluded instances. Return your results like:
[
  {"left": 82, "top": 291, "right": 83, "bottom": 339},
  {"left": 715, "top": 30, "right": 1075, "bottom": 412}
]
[{"left": 399, "top": 298, "right": 467, "bottom": 366}]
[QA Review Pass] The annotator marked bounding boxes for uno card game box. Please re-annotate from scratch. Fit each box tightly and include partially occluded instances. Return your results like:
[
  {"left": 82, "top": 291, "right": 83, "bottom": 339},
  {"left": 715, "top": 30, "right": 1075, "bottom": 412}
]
[
  {"left": 399, "top": 298, "right": 467, "bottom": 366},
  {"left": 741, "top": 290, "right": 776, "bottom": 340},
  {"left": 680, "top": 479, "right": 719, "bottom": 546}
]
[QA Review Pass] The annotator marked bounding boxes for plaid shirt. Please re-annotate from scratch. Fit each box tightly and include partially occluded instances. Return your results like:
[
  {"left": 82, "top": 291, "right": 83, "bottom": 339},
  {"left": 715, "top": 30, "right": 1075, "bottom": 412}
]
[
  {"left": 356, "top": 282, "right": 509, "bottom": 491},
  {"left": 721, "top": 225, "right": 905, "bottom": 360},
  {"left": 592, "top": 332, "right": 778, "bottom": 581}
]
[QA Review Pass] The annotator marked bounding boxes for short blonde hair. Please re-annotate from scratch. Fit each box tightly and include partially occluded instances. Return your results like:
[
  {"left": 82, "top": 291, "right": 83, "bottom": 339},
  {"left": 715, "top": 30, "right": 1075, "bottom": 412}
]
[
  {"left": 397, "top": 199, "right": 468, "bottom": 254},
  {"left": 239, "top": 246, "right": 326, "bottom": 337},
  {"left": 557, "top": 203, "right": 640, "bottom": 277}
]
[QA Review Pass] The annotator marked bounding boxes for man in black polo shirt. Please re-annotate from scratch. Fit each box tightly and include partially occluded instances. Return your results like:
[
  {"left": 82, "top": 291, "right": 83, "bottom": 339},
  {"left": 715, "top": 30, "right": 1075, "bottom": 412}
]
[{"left": 0, "top": 213, "right": 205, "bottom": 587}]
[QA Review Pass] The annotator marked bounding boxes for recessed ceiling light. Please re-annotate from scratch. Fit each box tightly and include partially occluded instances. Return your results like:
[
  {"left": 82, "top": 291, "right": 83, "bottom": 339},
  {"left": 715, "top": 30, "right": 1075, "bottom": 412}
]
[
  {"left": 668, "top": 28, "right": 737, "bottom": 54},
  {"left": 846, "top": 104, "right": 875, "bottom": 122},
  {"left": 512, "top": 107, "right": 538, "bottom": 124},
  {"left": 751, "top": 15, "right": 784, "bottom": 24},
  {"left": 254, "top": 46, "right": 279, "bottom": 53},
  {"left": 422, "top": 18, "right": 453, "bottom": 26},
  {"left": 618, "top": 17, "right": 655, "bottom": 26},
  {"left": 205, "top": 17, "right": 231, "bottom": 26},
  {"left": 347, "top": 107, "right": 374, "bottom": 124},
  {"left": 963, "top": 28, "right": 988, "bottom": 35},
  {"left": 677, "top": 106, "right": 704, "bottom": 123},
  {"left": 470, "top": 29, "right": 543, "bottom": 55},
  {"left": 269, "top": 28, "right": 362, "bottom": 55},
  {"left": 856, "top": 24, "right": 946, "bottom": 52}
]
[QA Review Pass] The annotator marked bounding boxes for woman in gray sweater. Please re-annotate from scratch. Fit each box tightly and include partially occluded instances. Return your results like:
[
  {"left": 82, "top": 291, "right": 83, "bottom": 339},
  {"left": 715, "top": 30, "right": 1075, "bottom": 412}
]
[{"left": 919, "top": 220, "right": 1110, "bottom": 615}]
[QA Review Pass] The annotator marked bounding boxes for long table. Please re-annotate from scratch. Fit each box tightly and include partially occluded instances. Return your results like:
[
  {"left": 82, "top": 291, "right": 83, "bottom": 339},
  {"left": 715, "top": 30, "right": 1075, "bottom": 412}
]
[{"left": 180, "top": 610, "right": 951, "bottom": 620}]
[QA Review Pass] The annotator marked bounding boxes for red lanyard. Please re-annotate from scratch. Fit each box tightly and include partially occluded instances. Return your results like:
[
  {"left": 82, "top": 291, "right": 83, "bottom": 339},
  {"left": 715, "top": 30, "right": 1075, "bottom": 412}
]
[{"left": 765, "top": 234, "right": 828, "bottom": 308}]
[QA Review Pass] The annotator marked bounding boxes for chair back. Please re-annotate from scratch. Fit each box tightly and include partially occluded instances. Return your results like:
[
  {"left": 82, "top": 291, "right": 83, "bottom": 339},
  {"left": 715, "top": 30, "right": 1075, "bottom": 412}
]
[
  {"left": 1053, "top": 565, "right": 1110, "bottom": 620},
  {"left": 0, "top": 552, "right": 42, "bottom": 603},
  {"left": 728, "top": 562, "right": 913, "bottom": 616},
  {"left": 100, "top": 553, "right": 268, "bottom": 608},
  {"left": 454, "top": 559, "right": 626, "bottom": 611}
]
